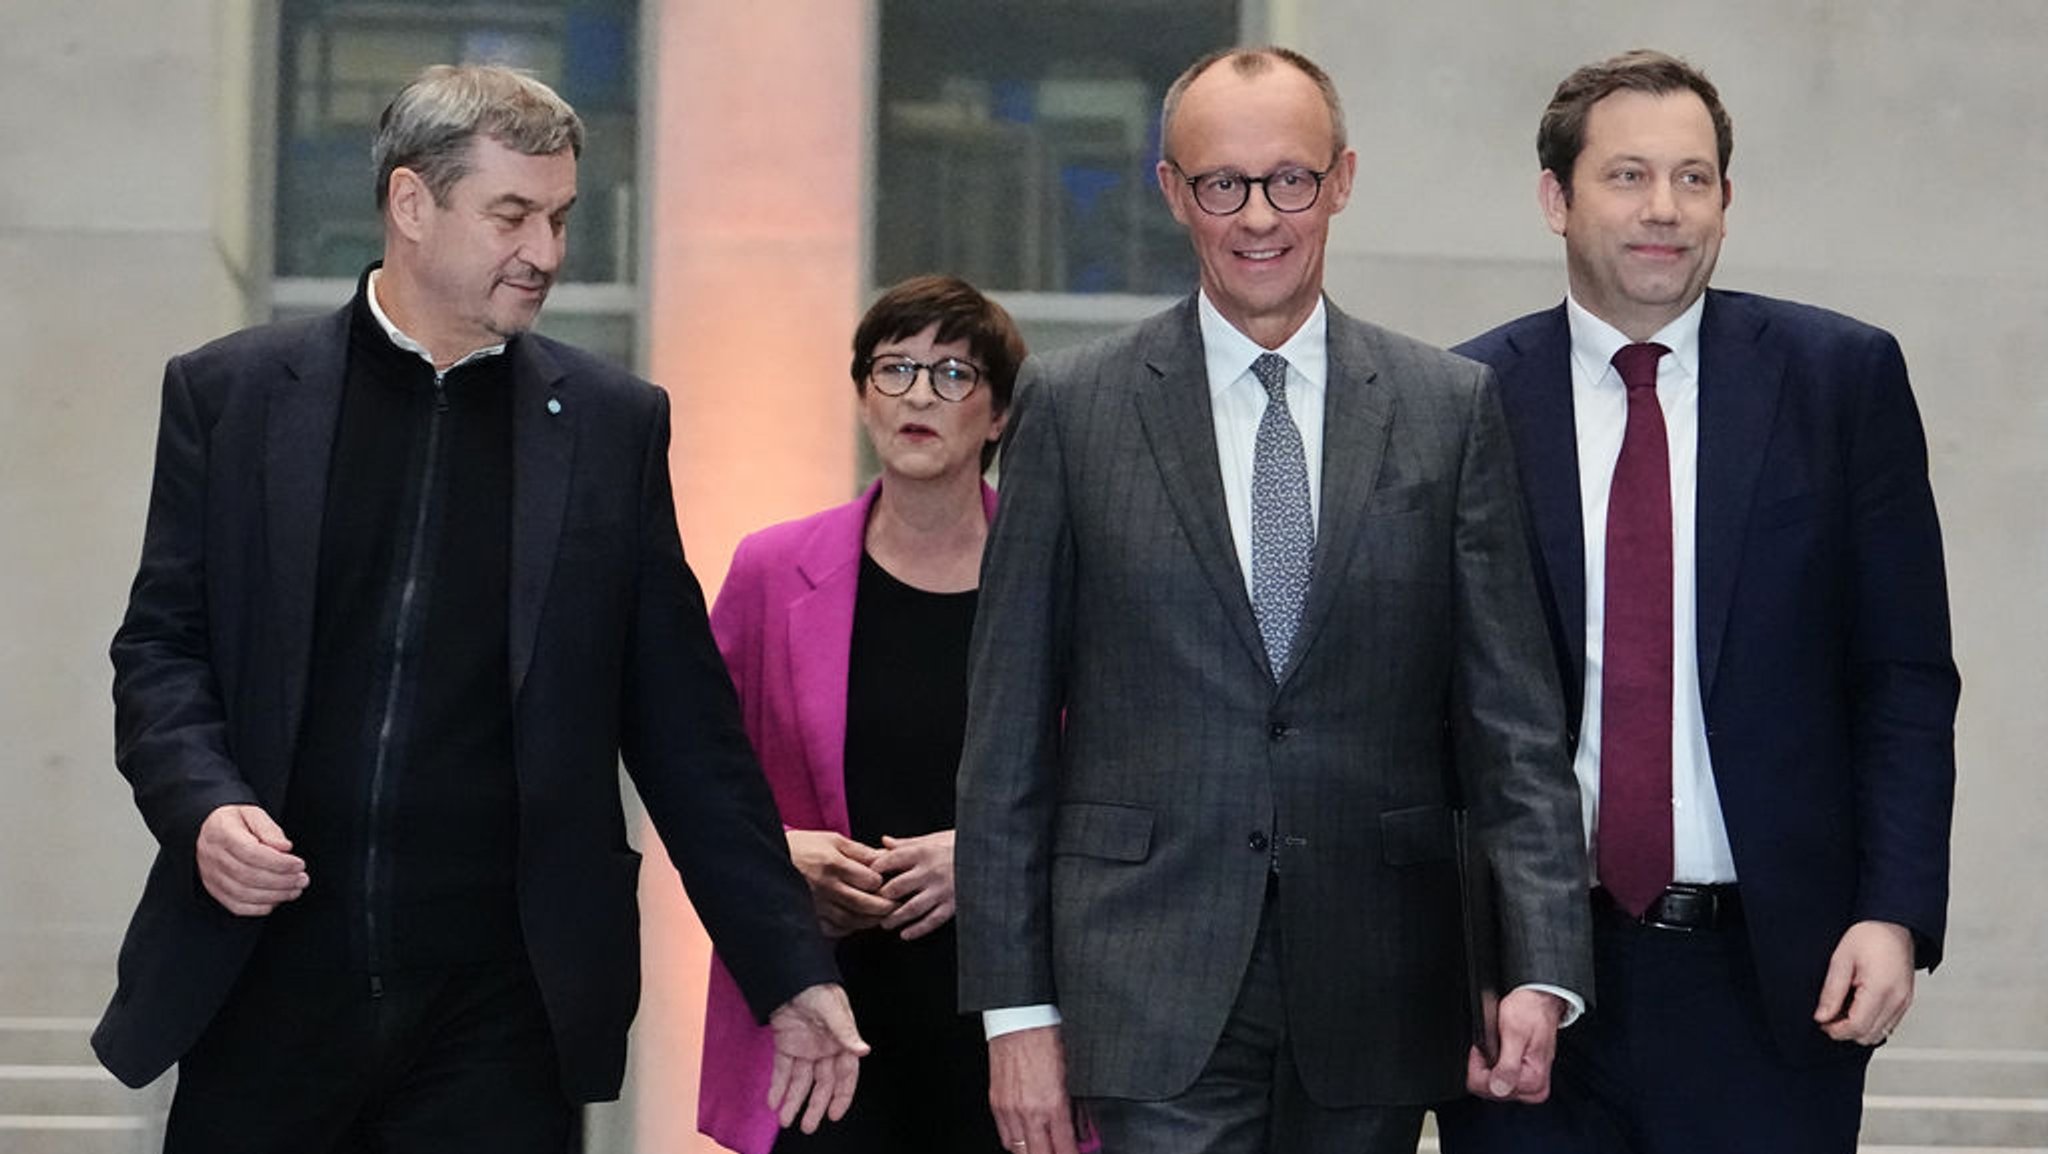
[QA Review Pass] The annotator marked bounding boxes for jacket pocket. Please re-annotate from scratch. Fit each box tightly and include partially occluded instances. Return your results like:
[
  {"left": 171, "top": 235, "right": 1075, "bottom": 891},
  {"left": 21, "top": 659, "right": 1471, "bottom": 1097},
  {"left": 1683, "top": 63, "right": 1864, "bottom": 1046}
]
[
  {"left": 1052, "top": 802, "right": 1154, "bottom": 863},
  {"left": 1363, "top": 481, "right": 1434, "bottom": 517},
  {"left": 1380, "top": 804, "right": 1455, "bottom": 866}
]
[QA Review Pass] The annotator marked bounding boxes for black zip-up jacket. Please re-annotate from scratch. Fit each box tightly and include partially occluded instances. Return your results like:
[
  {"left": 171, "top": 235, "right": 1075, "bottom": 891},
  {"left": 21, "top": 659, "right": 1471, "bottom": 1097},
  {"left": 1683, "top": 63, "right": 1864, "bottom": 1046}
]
[
  {"left": 97, "top": 271, "right": 835, "bottom": 1100},
  {"left": 269, "top": 291, "right": 521, "bottom": 975}
]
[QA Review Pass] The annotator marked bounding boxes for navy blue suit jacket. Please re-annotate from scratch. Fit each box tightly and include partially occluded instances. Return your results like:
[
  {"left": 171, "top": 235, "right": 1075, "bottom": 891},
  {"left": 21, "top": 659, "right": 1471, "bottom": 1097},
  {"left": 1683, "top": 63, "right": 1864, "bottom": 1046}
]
[
  {"left": 96, "top": 299, "right": 834, "bottom": 1098},
  {"left": 1457, "top": 289, "right": 1958, "bottom": 1066}
]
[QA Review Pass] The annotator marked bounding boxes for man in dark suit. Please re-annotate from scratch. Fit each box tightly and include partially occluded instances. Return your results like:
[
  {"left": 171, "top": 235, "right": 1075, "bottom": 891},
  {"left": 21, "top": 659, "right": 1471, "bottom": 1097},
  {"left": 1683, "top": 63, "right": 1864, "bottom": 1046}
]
[
  {"left": 96, "top": 64, "right": 865, "bottom": 1152},
  {"left": 1435, "top": 50, "right": 1959, "bottom": 1153},
  {"left": 955, "top": 47, "right": 1591, "bottom": 1154}
]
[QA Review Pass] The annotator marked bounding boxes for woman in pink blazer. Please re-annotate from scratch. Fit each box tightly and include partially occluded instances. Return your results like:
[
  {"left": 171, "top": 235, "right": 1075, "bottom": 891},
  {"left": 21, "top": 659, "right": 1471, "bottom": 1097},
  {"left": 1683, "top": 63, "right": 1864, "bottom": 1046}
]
[{"left": 698, "top": 276, "right": 1023, "bottom": 1153}]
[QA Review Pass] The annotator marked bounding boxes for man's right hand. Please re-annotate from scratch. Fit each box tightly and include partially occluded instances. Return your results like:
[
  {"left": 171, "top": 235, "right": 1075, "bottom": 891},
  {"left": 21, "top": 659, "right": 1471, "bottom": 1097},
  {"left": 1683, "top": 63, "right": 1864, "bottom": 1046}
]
[
  {"left": 196, "top": 805, "right": 308, "bottom": 916},
  {"left": 784, "top": 829, "right": 898, "bottom": 937},
  {"left": 990, "top": 1024, "right": 1082, "bottom": 1154},
  {"left": 767, "top": 983, "right": 869, "bottom": 1134}
]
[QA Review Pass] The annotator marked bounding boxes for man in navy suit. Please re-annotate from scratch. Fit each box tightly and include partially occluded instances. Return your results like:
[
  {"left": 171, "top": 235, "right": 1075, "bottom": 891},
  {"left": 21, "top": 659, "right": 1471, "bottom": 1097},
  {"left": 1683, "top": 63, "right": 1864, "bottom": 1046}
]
[
  {"left": 97, "top": 64, "right": 864, "bottom": 1152},
  {"left": 1436, "top": 50, "right": 1958, "bottom": 1153}
]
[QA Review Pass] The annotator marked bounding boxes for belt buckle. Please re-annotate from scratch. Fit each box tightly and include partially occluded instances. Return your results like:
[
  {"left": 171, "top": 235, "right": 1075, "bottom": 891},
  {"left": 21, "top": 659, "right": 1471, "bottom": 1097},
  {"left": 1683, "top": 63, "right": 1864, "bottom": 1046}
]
[{"left": 1643, "top": 884, "right": 1714, "bottom": 931}]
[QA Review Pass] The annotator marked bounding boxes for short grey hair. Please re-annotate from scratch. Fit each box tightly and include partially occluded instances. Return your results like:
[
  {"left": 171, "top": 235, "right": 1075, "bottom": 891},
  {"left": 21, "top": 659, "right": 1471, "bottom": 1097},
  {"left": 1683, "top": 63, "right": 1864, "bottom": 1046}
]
[
  {"left": 1159, "top": 47, "right": 1348, "bottom": 165},
  {"left": 372, "top": 63, "right": 584, "bottom": 211}
]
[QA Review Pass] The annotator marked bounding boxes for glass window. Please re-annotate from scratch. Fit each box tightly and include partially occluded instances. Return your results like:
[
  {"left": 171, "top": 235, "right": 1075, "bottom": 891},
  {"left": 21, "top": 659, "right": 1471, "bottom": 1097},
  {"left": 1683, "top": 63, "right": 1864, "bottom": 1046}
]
[
  {"left": 873, "top": 0, "right": 1240, "bottom": 297},
  {"left": 274, "top": 0, "right": 639, "bottom": 287}
]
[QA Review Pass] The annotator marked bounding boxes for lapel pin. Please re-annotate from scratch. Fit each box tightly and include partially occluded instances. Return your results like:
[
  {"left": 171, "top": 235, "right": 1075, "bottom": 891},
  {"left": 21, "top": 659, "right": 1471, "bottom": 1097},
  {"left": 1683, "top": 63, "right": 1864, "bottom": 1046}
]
[{"left": 546, "top": 397, "right": 562, "bottom": 415}]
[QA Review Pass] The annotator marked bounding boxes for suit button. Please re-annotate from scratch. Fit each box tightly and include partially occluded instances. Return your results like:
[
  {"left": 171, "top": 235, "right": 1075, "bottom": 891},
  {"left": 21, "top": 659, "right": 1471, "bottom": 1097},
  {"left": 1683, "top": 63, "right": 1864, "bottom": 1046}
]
[
  {"left": 1268, "top": 722, "right": 1290, "bottom": 741},
  {"left": 1248, "top": 831, "right": 1270, "bottom": 853}
]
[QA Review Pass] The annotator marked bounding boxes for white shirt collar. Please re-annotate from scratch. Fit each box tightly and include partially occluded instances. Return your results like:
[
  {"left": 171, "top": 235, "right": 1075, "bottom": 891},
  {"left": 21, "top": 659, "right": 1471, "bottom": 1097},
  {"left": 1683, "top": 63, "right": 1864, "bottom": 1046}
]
[
  {"left": 1197, "top": 291, "right": 1329, "bottom": 396},
  {"left": 366, "top": 268, "right": 508, "bottom": 372},
  {"left": 1564, "top": 292, "right": 1704, "bottom": 387}
]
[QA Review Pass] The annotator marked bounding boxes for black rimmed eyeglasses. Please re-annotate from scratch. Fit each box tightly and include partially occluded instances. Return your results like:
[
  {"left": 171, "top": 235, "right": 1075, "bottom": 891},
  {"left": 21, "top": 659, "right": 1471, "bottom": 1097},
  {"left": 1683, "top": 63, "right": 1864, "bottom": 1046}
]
[
  {"left": 1169, "top": 160, "right": 1333, "bottom": 216},
  {"left": 865, "top": 355, "right": 986, "bottom": 403}
]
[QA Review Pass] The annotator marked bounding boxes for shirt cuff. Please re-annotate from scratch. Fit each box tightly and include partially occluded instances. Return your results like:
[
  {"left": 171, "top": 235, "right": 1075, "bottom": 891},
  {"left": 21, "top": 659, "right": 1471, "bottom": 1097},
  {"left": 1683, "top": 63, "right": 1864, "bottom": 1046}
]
[
  {"left": 1514, "top": 982, "right": 1586, "bottom": 1027},
  {"left": 983, "top": 1004, "right": 1063, "bottom": 1040}
]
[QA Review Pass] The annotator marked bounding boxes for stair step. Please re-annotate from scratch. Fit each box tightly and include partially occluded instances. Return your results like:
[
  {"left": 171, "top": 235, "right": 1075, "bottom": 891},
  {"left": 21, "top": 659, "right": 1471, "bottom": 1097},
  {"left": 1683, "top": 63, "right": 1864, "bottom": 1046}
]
[
  {"left": 1873, "top": 1048, "right": 2048, "bottom": 1098},
  {"left": 1861, "top": 1091, "right": 2048, "bottom": 1147},
  {"left": 1861, "top": 1048, "right": 2048, "bottom": 1147},
  {"left": 0, "top": 1117, "right": 155, "bottom": 1154},
  {"left": 0, "top": 1019, "right": 99, "bottom": 1066},
  {"left": 0, "top": 1065, "right": 146, "bottom": 1118}
]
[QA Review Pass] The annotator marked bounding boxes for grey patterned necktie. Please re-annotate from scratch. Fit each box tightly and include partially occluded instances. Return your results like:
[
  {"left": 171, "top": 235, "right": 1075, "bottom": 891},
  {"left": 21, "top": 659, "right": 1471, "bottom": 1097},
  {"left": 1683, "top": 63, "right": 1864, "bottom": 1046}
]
[{"left": 1250, "top": 352, "right": 1314, "bottom": 673}]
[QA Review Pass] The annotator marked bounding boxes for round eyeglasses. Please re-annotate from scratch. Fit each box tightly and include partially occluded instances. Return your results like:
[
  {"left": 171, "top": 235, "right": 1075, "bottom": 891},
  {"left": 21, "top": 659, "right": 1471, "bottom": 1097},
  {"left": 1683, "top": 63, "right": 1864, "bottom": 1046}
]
[
  {"left": 1171, "top": 161, "right": 1332, "bottom": 216},
  {"left": 865, "top": 355, "right": 985, "bottom": 403}
]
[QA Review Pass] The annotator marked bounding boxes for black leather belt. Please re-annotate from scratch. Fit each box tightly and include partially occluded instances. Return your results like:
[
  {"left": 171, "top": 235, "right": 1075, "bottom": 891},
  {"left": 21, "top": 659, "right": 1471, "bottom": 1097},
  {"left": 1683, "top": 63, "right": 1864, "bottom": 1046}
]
[{"left": 1595, "top": 883, "right": 1741, "bottom": 932}]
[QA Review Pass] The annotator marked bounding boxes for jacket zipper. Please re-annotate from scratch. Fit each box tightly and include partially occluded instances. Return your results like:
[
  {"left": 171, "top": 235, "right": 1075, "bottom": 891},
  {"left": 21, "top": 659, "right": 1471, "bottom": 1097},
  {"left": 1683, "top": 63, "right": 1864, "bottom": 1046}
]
[{"left": 363, "top": 374, "right": 449, "bottom": 996}]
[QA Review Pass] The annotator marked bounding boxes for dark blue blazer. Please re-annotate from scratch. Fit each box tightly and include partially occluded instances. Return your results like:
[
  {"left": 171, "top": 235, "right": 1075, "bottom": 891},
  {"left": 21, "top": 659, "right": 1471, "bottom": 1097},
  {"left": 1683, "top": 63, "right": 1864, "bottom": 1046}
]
[
  {"left": 95, "top": 299, "right": 834, "bottom": 1098},
  {"left": 1457, "top": 289, "right": 1959, "bottom": 1065}
]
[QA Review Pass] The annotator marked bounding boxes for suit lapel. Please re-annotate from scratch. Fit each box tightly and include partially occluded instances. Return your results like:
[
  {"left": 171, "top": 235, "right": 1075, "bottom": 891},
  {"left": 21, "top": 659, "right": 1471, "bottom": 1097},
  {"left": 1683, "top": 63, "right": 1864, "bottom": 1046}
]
[
  {"left": 266, "top": 305, "right": 350, "bottom": 774},
  {"left": 1290, "top": 308, "right": 1393, "bottom": 683},
  {"left": 1496, "top": 307, "right": 1589, "bottom": 695},
  {"left": 786, "top": 489, "right": 875, "bottom": 833},
  {"left": 510, "top": 337, "right": 573, "bottom": 700},
  {"left": 1129, "top": 301, "right": 1272, "bottom": 680},
  {"left": 1693, "top": 291, "right": 1783, "bottom": 705}
]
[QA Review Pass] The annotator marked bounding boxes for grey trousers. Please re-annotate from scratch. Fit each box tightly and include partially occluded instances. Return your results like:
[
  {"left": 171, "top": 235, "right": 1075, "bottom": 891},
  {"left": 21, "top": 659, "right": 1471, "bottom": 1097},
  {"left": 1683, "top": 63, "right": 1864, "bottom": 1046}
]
[{"left": 1084, "top": 891, "right": 1426, "bottom": 1154}]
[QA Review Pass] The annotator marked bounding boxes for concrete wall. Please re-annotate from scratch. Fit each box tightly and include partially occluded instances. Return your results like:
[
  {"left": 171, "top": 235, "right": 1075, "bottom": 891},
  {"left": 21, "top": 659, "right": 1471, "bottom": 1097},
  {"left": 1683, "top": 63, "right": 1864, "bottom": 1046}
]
[
  {"left": 0, "top": 0, "right": 255, "bottom": 1012},
  {"left": 1303, "top": 0, "right": 2048, "bottom": 1047}
]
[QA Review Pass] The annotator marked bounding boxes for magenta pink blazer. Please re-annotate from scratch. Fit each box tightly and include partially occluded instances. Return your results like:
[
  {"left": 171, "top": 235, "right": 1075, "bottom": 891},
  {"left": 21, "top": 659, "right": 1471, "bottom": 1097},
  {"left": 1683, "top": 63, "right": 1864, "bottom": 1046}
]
[{"left": 697, "top": 479, "right": 997, "bottom": 1154}]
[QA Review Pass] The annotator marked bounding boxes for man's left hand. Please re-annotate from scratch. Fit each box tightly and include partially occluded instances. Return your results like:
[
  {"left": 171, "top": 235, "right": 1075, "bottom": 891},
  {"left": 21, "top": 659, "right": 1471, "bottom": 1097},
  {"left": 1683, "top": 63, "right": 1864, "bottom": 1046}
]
[
  {"left": 767, "top": 983, "right": 869, "bottom": 1133},
  {"left": 1814, "top": 920, "right": 1915, "bottom": 1045},
  {"left": 1465, "top": 987, "right": 1566, "bottom": 1103}
]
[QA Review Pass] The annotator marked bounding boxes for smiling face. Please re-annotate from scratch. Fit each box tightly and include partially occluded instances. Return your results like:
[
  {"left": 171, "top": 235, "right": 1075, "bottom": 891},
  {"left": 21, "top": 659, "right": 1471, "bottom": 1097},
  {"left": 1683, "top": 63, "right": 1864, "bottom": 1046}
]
[
  {"left": 384, "top": 134, "right": 577, "bottom": 363},
  {"left": 859, "top": 323, "right": 1007, "bottom": 485},
  {"left": 1542, "top": 88, "right": 1729, "bottom": 340},
  {"left": 1157, "top": 60, "right": 1356, "bottom": 349}
]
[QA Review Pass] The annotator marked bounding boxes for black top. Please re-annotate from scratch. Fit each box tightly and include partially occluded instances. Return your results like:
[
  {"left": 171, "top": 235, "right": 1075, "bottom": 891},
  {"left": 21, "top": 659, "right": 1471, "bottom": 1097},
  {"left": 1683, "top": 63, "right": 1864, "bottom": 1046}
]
[
  {"left": 787, "top": 551, "right": 995, "bottom": 1150},
  {"left": 270, "top": 273, "right": 522, "bottom": 972},
  {"left": 842, "top": 553, "right": 978, "bottom": 846}
]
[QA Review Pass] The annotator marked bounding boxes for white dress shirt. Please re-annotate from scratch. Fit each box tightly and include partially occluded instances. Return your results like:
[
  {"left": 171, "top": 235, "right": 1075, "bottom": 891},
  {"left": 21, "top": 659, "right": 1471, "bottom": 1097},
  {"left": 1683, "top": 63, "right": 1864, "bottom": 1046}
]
[
  {"left": 366, "top": 268, "right": 507, "bottom": 372},
  {"left": 1566, "top": 294, "right": 1738, "bottom": 884}
]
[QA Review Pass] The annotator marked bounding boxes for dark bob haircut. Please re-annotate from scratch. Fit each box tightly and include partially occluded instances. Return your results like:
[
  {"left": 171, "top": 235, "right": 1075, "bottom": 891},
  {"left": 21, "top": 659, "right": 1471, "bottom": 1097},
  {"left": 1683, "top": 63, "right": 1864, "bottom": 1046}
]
[{"left": 850, "top": 275, "right": 1027, "bottom": 472}]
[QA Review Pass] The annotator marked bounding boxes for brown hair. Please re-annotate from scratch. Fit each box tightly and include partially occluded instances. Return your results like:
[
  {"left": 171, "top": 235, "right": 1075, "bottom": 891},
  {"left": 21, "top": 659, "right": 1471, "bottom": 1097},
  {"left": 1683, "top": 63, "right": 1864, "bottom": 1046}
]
[
  {"left": 1539, "top": 49, "right": 1732, "bottom": 199},
  {"left": 851, "top": 275, "right": 1026, "bottom": 472}
]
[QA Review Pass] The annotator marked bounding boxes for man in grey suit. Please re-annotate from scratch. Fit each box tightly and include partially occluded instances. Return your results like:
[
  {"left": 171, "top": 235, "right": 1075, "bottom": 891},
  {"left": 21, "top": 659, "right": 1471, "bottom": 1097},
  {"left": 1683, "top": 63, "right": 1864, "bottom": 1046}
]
[{"left": 956, "top": 47, "right": 1592, "bottom": 1154}]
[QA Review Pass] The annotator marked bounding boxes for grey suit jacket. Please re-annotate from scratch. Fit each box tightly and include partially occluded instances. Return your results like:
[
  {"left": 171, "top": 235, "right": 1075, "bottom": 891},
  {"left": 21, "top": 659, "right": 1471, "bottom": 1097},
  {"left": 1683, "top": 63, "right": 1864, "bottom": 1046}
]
[{"left": 956, "top": 297, "right": 1591, "bottom": 1106}]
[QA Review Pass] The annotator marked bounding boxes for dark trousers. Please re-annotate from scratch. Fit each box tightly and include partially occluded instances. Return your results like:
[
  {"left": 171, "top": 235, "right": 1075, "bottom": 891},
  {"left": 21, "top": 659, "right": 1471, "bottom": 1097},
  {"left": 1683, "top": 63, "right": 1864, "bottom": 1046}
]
[
  {"left": 1084, "top": 890, "right": 1424, "bottom": 1154},
  {"left": 1436, "top": 893, "right": 1870, "bottom": 1154},
  {"left": 165, "top": 948, "right": 577, "bottom": 1154}
]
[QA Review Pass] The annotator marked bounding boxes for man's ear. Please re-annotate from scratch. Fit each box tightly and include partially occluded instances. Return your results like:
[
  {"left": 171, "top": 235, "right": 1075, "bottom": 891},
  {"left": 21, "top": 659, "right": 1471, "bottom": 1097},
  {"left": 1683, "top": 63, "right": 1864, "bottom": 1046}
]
[
  {"left": 1538, "top": 169, "right": 1570, "bottom": 238},
  {"left": 1156, "top": 160, "right": 1193, "bottom": 228},
  {"left": 1321, "top": 147, "right": 1359, "bottom": 215},
  {"left": 386, "top": 167, "right": 432, "bottom": 242}
]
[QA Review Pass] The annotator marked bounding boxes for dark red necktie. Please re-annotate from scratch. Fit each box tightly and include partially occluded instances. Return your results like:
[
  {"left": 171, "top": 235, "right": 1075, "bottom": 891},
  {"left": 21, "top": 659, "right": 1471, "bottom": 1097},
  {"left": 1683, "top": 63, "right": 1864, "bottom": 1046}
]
[{"left": 1598, "top": 341, "right": 1674, "bottom": 918}]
